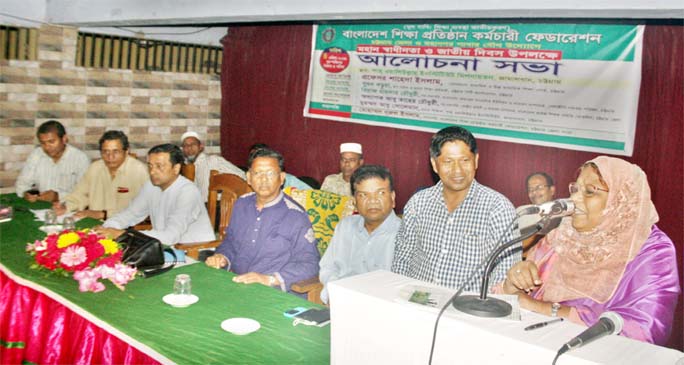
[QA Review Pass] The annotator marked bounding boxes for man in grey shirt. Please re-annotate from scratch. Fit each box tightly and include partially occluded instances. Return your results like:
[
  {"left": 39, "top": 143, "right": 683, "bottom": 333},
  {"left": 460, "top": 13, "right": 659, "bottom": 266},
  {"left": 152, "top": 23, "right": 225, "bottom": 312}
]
[{"left": 319, "top": 164, "right": 401, "bottom": 303}]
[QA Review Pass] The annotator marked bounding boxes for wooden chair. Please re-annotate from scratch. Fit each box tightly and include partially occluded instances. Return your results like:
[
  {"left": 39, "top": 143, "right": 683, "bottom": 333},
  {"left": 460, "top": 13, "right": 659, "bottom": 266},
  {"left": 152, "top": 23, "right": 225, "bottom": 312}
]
[
  {"left": 292, "top": 277, "right": 326, "bottom": 305},
  {"left": 175, "top": 170, "right": 252, "bottom": 259},
  {"left": 181, "top": 163, "right": 196, "bottom": 181}
]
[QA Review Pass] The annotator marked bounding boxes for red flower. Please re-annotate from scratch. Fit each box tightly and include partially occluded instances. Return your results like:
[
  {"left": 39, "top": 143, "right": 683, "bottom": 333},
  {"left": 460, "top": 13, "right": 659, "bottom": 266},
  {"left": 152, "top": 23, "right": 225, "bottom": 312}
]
[
  {"left": 96, "top": 251, "right": 123, "bottom": 268},
  {"left": 84, "top": 241, "right": 105, "bottom": 265}
]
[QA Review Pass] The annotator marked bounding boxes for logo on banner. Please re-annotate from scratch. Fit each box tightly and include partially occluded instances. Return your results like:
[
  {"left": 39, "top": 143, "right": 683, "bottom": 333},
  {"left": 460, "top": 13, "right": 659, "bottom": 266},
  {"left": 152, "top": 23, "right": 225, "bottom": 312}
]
[
  {"left": 319, "top": 47, "right": 350, "bottom": 73},
  {"left": 322, "top": 28, "right": 335, "bottom": 43}
]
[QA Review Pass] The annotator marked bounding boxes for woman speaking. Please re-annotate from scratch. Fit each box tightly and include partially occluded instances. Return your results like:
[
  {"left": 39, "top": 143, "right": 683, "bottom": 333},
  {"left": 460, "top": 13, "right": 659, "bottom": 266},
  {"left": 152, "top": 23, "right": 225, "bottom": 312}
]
[{"left": 502, "top": 156, "right": 680, "bottom": 345}]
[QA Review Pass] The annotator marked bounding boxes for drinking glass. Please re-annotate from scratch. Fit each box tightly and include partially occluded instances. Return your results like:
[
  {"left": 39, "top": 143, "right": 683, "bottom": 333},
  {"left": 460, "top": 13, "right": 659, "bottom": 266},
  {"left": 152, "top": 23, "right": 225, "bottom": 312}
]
[
  {"left": 63, "top": 216, "right": 76, "bottom": 230},
  {"left": 44, "top": 210, "right": 57, "bottom": 225},
  {"left": 173, "top": 274, "right": 192, "bottom": 296}
]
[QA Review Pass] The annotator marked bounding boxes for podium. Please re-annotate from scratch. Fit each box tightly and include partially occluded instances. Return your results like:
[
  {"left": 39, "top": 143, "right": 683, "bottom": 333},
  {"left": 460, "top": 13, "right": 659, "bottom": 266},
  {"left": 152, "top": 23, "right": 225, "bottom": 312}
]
[{"left": 328, "top": 270, "right": 683, "bottom": 365}]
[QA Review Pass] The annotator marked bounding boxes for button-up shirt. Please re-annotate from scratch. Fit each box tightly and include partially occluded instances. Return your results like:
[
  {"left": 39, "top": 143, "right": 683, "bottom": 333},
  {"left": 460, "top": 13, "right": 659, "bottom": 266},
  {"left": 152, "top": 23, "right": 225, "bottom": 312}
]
[
  {"left": 319, "top": 212, "right": 402, "bottom": 303},
  {"left": 215, "top": 192, "right": 319, "bottom": 293},
  {"left": 63, "top": 156, "right": 149, "bottom": 216},
  {"left": 392, "top": 180, "right": 520, "bottom": 292},
  {"left": 321, "top": 172, "right": 351, "bottom": 196},
  {"left": 15, "top": 145, "right": 90, "bottom": 198},
  {"left": 103, "top": 176, "right": 215, "bottom": 246},
  {"left": 193, "top": 152, "right": 246, "bottom": 202}
]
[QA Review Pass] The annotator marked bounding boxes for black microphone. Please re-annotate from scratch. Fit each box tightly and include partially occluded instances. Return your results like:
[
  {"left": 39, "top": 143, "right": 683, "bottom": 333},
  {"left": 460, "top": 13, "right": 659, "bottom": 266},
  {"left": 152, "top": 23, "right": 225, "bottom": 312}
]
[
  {"left": 451, "top": 222, "right": 544, "bottom": 318},
  {"left": 557, "top": 311, "right": 624, "bottom": 356}
]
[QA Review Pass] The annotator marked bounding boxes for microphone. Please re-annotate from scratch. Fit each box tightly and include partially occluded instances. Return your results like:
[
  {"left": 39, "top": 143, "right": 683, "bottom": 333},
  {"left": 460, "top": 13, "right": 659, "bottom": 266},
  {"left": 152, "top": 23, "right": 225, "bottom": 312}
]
[
  {"left": 558, "top": 312, "right": 624, "bottom": 356},
  {"left": 536, "top": 198, "right": 575, "bottom": 218},
  {"left": 451, "top": 222, "right": 544, "bottom": 318},
  {"left": 518, "top": 199, "right": 574, "bottom": 237}
]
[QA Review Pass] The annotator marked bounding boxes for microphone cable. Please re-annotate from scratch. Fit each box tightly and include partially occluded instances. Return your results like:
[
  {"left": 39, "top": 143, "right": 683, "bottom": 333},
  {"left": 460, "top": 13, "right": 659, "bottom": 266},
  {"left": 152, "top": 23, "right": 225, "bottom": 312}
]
[{"left": 427, "top": 215, "right": 529, "bottom": 365}]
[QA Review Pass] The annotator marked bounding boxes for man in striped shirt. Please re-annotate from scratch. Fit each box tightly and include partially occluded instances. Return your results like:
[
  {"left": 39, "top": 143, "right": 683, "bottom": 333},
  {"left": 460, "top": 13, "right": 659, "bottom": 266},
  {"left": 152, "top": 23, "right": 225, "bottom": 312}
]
[
  {"left": 391, "top": 126, "right": 520, "bottom": 292},
  {"left": 15, "top": 120, "right": 90, "bottom": 203}
]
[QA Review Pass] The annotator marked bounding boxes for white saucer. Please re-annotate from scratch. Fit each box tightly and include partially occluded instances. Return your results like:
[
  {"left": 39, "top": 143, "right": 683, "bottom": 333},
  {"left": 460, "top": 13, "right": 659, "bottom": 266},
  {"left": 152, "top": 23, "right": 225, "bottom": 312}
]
[
  {"left": 220, "top": 318, "right": 260, "bottom": 335},
  {"left": 162, "top": 294, "right": 199, "bottom": 308},
  {"left": 39, "top": 224, "right": 63, "bottom": 234}
]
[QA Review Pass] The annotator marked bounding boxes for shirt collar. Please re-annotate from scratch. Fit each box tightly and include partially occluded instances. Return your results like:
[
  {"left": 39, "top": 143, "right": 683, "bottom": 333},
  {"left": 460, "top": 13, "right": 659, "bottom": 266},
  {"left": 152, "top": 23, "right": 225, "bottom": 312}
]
[
  {"left": 354, "top": 210, "right": 399, "bottom": 235},
  {"left": 261, "top": 191, "right": 284, "bottom": 209},
  {"left": 432, "top": 179, "right": 481, "bottom": 207}
]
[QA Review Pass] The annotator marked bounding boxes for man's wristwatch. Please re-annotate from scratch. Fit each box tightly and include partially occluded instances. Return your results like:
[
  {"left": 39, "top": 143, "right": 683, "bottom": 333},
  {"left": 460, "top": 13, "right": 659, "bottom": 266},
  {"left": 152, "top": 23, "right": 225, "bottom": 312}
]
[
  {"left": 268, "top": 275, "right": 277, "bottom": 286},
  {"left": 550, "top": 302, "right": 561, "bottom": 317}
]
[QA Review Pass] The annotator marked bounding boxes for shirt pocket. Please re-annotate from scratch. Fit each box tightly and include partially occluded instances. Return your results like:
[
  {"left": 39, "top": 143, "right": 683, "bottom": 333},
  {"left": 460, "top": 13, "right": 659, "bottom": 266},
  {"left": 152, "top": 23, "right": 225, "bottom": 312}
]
[{"left": 58, "top": 172, "right": 78, "bottom": 192}]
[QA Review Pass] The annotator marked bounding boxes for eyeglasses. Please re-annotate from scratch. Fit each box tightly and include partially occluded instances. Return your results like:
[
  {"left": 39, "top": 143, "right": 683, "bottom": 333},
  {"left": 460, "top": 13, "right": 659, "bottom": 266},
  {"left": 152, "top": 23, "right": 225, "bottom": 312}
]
[
  {"left": 527, "top": 184, "right": 548, "bottom": 193},
  {"left": 250, "top": 170, "right": 279, "bottom": 180},
  {"left": 568, "top": 182, "right": 609, "bottom": 197}
]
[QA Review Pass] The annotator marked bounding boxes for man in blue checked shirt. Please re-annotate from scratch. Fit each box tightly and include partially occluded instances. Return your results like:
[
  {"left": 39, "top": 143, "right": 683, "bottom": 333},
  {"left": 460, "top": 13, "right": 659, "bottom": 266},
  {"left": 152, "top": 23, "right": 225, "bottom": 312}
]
[{"left": 391, "top": 126, "right": 520, "bottom": 292}]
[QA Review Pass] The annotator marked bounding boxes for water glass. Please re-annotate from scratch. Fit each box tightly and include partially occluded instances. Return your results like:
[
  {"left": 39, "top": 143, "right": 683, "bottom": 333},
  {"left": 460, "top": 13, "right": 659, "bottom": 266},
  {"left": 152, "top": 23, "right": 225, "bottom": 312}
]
[
  {"left": 173, "top": 274, "right": 192, "bottom": 296},
  {"left": 44, "top": 210, "right": 57, "bottom": 225},
  {"left": 63, "top": 216, "right": 76, "bottom": 230}
]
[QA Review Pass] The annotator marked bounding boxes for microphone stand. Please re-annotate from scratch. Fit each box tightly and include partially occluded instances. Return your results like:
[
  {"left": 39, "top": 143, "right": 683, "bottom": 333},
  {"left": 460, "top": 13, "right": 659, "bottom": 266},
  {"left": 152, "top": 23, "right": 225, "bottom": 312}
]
[{"left": 451, "top": 220, "right": 544, "bottom": 317}]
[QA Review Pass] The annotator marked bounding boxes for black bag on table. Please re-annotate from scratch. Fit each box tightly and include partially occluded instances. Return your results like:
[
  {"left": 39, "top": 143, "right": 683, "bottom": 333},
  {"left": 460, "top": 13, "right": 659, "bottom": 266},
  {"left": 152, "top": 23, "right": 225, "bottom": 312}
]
[{"left": 116, "top": 228, "right": 176, "bottom": 278}]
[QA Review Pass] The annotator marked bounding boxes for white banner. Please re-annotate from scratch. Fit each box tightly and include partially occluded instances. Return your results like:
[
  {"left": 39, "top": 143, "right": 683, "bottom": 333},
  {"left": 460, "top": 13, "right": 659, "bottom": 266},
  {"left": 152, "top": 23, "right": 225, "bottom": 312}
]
[{"left": 304, "top": 23, "right": 644, "bottom": 156}]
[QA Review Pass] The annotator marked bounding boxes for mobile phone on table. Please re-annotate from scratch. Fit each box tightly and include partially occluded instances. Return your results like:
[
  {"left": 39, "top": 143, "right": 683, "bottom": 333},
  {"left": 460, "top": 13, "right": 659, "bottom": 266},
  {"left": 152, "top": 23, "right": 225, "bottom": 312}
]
[{"left": 284, "top": 307, "right": 308, "bottom": 318}]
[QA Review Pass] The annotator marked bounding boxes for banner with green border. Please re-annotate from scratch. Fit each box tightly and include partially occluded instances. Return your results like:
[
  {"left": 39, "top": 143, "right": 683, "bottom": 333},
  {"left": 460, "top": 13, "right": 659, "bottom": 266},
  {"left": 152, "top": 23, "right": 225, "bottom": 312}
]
[{"left": 304, "top": 23, "right": 644, "bottom": 156}]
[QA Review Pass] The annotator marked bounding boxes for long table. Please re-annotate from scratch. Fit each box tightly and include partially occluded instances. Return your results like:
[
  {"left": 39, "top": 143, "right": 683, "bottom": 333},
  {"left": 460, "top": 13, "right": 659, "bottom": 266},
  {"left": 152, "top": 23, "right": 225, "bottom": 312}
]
[
  {"left": 328, "top": 270, "right": 684, "bottom": 365},
  {"left": 0, "top": 195, "right": 330, "bottom": 364}
]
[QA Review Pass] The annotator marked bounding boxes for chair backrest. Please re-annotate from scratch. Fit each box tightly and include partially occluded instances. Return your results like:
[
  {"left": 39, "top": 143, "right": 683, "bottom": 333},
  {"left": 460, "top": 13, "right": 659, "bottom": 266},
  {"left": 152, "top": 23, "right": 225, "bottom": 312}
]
[
  {"left": 207, "top": 170, "right": 253, "bottom": 240},
  {"left": 284, "top": 187, "right": 355, "bottom": 255},
  {"left": 181, "top": 163, "right": 196, "bottom": 181}
]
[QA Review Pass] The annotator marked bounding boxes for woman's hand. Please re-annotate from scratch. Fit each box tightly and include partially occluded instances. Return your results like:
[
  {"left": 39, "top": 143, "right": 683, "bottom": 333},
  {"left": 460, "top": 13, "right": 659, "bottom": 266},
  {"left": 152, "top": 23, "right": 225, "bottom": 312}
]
[{"left": 503, "top": 261, "right": 542, "bottom": 294}]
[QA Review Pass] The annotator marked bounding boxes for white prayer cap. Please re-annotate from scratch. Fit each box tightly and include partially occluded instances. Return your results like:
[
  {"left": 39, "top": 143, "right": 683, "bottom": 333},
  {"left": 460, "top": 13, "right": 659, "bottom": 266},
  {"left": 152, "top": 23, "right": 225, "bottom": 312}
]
[
  {"left": 340, "top": 142, "right": 362, "bottom": 155},
  {"left": 180, "top": 131, "right": 201, "bottom": 143}
]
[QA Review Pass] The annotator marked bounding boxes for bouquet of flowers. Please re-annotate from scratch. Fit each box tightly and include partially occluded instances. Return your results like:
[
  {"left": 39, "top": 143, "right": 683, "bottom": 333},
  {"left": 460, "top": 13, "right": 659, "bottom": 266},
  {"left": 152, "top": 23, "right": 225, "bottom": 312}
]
[{"left": 26, "top": 229, "right": 137, "bottom": 292}]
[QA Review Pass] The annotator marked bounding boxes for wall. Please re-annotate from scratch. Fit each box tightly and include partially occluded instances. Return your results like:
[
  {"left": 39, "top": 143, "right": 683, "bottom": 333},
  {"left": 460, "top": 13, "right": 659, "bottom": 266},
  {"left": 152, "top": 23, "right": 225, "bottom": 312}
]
[
  {"left": 220, "top": 24, "right": 683, "bottom": 349},
  {"left": 0, "top": 24, "right": 223, "bottom": 194}
]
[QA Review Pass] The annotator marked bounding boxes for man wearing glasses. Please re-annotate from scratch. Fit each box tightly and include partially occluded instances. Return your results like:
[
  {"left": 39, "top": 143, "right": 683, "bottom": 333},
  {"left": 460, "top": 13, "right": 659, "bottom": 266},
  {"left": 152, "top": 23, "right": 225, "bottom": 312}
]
[
  {"left": 205, "top": 147, "right": 319, "bottom": 296},
  {"left": 525, "top": 172, "right": 556, "bottom": 205},
  {"left": 320, "top": 143, "right": 364, "bottom": 196},
  {"left": 517, "top": 172, "right": 559, "bottom": 255},
  {"left": 54, "top": 131, "right": 148, "bottom": 220}
]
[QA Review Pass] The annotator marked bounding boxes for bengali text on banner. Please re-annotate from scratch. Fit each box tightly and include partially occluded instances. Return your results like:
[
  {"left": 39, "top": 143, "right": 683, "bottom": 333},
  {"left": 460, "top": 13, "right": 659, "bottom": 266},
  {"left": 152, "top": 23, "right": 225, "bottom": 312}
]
[{"left": 303, "top": 23, "right": 644, "bottom": 156}]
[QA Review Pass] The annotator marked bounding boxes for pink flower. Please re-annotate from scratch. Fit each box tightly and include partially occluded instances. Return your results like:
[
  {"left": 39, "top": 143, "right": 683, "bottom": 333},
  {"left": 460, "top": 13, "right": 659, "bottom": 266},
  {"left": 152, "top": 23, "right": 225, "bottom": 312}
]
[
  {"left": 73, "top": 269, "right": 105, "bottom": 293},
  {"left": 100, "top": 264, "right": 137, "bottom": 288},
  {"left": 29, "top": 229, "right": 137, "bottom": 292},
  {"left": 32, "top": 239, "right": 47, "bottom": 252},
  {"left": 26, "top": 240, "right": 39, "bottom": 252},
  {"left": 60, "top": 245, "right": 88, "bottom": 269}
]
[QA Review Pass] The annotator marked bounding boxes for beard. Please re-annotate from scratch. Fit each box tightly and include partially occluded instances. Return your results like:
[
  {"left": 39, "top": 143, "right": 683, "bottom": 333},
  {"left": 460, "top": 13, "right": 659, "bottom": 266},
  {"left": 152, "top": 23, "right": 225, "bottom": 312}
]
[{"left": 185, "top": 155, "right": 198, "bottom": 163}]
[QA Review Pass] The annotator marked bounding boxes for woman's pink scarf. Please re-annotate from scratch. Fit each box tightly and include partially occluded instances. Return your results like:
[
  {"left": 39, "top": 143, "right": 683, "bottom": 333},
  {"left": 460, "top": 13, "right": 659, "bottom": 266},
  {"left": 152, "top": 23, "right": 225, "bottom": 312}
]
[{"left": 542, "top": 156, "right": 659, "bottom": 304}]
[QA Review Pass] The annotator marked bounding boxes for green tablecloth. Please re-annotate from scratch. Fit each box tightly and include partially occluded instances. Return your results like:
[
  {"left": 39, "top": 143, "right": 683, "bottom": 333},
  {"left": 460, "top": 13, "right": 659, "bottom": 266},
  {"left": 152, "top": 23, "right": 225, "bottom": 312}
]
[{"left": 0, "top": 194, "right": 330, "bottom": 364}]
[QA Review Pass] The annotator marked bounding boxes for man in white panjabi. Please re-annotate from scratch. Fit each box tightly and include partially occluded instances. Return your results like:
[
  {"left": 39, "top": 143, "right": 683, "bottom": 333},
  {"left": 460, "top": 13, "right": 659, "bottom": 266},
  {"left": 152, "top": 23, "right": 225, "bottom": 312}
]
[{"left": 180, "top": 131, "right": 246, "bottom": 202}]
